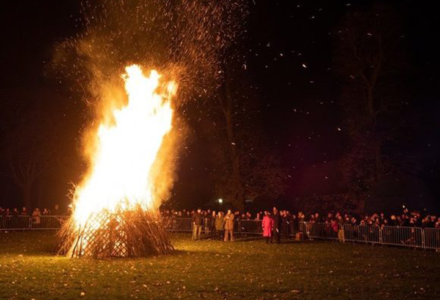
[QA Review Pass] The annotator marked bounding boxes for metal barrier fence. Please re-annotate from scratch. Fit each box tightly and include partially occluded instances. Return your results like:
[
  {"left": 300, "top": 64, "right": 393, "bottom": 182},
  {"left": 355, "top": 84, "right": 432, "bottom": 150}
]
[
  {"left": 1, "top": 216, "right": 439, "bottom": 250},
  {"left": 164, "top": 218, "right": 266, "bottom": 234},
  {"left": 0, "top": 215, "right": 66, "bottom": 231},
  {"left": 166, "top": 218, "right": 439, "bottom": 250},
  {"left": 307, "top": 222, "right": 439, "bottom": 250}
]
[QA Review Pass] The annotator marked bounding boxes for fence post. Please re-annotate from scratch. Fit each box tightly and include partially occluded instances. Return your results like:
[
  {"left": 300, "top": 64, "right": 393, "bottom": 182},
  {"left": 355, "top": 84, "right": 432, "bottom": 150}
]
[
  {"left": 379, "top": 227, "right": 383, "bottom": 243},
  {"left": 421, "top": 229, "right": 425, "bottom": 249}
]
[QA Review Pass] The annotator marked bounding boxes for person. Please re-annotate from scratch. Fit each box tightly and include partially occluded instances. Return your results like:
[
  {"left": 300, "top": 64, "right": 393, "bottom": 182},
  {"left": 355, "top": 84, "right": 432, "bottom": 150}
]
[
  {"left": 204, "top": 211, "right": 211, "bottom": 235},
  {"left": 53, "top": 204, "right": 61, "bottom": 215},
  {"left": 255, "top": 212, "right": 261, "bottom": 221},
  {"left": 234, "top": 211, "right": 242, "bottom": 236},
  {"left": 210, "top": 211, "right": 217, "bottom": 236},
  {"left": 21, "top": 207, "right": 28, "bottom": 215},
  {"left": 262, "top": 211, "right": 274, "bottom": 243},
  {"left": 11, "top": 208, "right": 19, "bottom": 227},
  {"left": 281, "top": 211, "right": 290, "bottom": 240},
  {"left": 1, "top": 208, "right": 9, "bottom": 228},
  {"left": 330, "top": 218, "right": 339, "bottom": 237},
  {"left": 224, "top": 209, "right": 235, "bottom": 242},
  {"left": 32, "top": 208, "right": 41, "bottom": 225},
  {"left": 191, "top": 209, "right": 202, "bottom": 240},
  {"left": 337, "top": 215, "right": 345, "bottom": 243},
  {"left": 287, "top": 211, "right": 295, "bottom": 236},
  {"left": 272, "top": 207, "right": 282, "bottom": 244},
  {"left": 215, "top": 211, "right": 225, "bottom": 240},
  {"left": 67, "top": 205, "right": 73, "bottom": 216}
]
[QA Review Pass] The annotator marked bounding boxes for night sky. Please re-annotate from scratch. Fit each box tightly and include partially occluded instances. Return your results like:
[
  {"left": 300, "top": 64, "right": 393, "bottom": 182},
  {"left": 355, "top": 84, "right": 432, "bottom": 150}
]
[{"left": 0, "top": 0, "right": 439, "bottom": 212}]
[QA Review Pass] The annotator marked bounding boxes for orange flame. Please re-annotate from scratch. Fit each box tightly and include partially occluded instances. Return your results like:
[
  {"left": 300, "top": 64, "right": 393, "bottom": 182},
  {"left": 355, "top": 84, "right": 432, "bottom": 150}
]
[{"left": 73, "top": 65, "right": 176, "bottom": 227}]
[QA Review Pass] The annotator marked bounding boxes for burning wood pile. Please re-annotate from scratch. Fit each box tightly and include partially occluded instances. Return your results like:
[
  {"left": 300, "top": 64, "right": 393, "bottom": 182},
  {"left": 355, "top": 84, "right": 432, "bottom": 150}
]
[
  {"left": 59, "top": 209, "right": 173, "bottom": 258},
  {"left": 59, "top": 65, "right": 177, "bottom": 258}
]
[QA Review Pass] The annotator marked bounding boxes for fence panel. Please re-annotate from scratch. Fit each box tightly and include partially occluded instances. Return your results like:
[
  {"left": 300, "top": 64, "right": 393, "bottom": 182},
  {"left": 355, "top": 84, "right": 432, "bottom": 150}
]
[
  {"left": 381, "top": 226, "right": 423, "bottom": 248},
  {"left": 0, "top": 216, "right": 31, "bottom": 230},
  {"left": 298, "top": 221, "right": 308, "bottom": 236},
  {"left": 31, "top": 215, "right": 64, "bottom": 230},
  {"left": 355, "top": 225, "right": 381, "bottom": 244},
  {"left": 424, "top": 228, "right": 440, "bottom": 250},
  {"left": 166, "top": 217, "right": 192, "bottom": 232},
  {"left": 343, "top": 224, "right": 356, "bottom": 242},
  {"left": 307, "top": 222, "right": 339, "bottom": 240},
  {"left": 0, "top": 215, "right": 66, "bottom": 231},
  {"left": 238, "top": 220, "right": 262, "bottom": 234}
]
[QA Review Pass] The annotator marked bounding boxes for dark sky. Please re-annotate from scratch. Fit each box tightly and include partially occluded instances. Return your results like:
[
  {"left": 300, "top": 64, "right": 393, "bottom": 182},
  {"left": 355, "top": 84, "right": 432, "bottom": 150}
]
[{"left": 0, "top": 0, "right": 439, "bottom": 211}]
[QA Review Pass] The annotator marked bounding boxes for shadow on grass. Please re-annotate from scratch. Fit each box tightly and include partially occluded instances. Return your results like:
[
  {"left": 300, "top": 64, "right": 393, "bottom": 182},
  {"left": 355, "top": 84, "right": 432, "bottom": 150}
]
[
  {"left": 195, "top": 235, "right": 264, "bottom": 242},
  {"left": 197, "top": 234, "right": 317, "bottom": 244}
]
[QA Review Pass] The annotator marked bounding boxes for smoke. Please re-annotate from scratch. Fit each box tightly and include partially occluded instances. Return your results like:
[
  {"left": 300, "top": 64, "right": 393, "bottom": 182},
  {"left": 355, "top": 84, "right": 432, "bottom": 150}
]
[
  {"left": 52, "top": 0, "right": 248, "bottom": 105},
  {"left": 51, "top": 0, "right": 248, "bottom": 207}
]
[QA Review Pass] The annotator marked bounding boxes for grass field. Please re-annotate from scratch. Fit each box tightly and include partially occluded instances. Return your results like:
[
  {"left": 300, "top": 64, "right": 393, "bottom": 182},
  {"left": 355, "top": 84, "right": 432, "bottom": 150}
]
[{"left": 0, "top": 232, "right": 439, "bottom": 300}]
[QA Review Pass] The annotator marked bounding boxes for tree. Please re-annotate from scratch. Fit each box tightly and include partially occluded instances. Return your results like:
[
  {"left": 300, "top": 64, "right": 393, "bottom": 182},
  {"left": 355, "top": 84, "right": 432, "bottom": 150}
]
[
  {"left": 334, "top": 4, "right": 409, "bottom": 207},
  {"left": 204, "top": 66, "right": 287, "bottom": 210},
  {"left": 1, "top": 89, "right": 63, "bottom": 209}
]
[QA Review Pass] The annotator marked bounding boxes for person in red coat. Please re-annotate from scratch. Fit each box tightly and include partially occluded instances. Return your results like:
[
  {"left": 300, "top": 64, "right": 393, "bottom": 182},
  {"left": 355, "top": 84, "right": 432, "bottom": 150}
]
[{"left": 262, "top": 211, "right": 274, "bottom": 243}]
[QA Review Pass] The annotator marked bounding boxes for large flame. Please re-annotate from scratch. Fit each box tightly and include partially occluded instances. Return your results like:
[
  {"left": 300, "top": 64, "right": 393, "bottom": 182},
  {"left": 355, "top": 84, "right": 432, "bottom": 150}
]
[{"left": 73, "top": 65, "right": 176, "bottom": 227}]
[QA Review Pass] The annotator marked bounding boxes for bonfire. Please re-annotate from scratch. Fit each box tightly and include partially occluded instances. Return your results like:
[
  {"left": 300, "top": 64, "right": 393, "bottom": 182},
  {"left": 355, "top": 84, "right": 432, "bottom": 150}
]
[{"left": 59, "top": 65, "right": 176, "bottom": 258}]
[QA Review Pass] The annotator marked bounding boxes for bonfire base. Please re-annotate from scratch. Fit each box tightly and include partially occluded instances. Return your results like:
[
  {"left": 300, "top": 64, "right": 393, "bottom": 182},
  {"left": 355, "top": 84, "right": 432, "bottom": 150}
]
[{"left": 58, "top": 209, "right": 173, "bottom": 258}]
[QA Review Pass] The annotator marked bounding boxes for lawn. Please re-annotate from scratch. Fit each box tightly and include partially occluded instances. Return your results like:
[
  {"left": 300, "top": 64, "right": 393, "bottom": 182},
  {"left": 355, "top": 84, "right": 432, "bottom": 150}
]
[{"left": 0, "top": 231, "right": 439, "bottom": 300}]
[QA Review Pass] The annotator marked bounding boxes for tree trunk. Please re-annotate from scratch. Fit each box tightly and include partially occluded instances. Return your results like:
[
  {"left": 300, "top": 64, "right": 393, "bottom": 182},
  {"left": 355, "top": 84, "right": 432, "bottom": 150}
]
[
  {"left": 22, "top": 183, "right": 33, "bottom": 211},
  {"left": 367, "top": 84, "right": 382, "bottom": 181},
  {"left": 374, "top": 139, "right": 382, "bottom": 180},
  {"left": 225, "top": 111, "right": 245, "bottom": 211},
  {"left": 222, "top": 75, "right": 245, "bottom": 211}
]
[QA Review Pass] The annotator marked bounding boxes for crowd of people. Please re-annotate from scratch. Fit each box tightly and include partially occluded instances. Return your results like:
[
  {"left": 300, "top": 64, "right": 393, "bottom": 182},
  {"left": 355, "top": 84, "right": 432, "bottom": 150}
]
[
  {"left": 161, "top": 207, "right": 440, "bottom": 243},
  {"left": 0, "top": 205, "right": 64, "bottom": 225},
  {"left": 1, "top": 204, "right": 439, "bottom": 238},
  {"left": 161, "top": 207, "right": 439, "bottom": 227}
]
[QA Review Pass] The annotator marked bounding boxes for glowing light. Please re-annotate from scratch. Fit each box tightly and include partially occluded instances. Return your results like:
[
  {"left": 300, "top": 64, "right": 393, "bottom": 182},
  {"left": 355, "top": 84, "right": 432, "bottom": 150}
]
[{"left": 73, "top": 65, "right": 176, "bottom": 227}]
